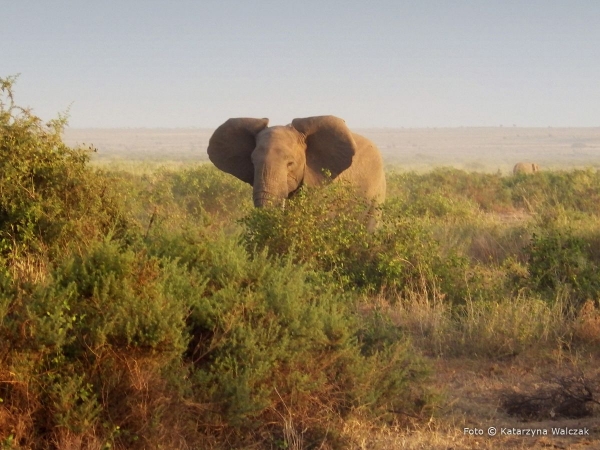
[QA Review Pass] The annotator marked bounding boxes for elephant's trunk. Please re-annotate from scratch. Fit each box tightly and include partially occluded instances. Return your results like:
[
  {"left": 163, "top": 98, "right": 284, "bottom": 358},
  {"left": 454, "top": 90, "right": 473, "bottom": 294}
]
[
  {"left": 253, "top": 190, "right": 285, "bottom": 208},
  {"left": 253, "top": 166, "right": 288, "bottom": 208}
]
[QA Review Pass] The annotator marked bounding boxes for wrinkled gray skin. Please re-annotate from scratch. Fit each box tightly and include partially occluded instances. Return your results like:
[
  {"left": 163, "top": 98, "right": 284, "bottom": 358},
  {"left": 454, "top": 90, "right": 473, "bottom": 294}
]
[
  {"left": 207, "top": 115, "right": 386, "bottom": 227},
  {"left": 513, "top": 162, "right": 540, "bottom": 175}
]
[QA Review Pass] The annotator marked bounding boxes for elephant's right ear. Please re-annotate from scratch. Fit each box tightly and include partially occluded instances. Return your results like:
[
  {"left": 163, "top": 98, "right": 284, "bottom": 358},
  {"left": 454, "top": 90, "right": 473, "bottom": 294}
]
[{"left": 207, "top": 118, "right": 269, "bottom": 185}]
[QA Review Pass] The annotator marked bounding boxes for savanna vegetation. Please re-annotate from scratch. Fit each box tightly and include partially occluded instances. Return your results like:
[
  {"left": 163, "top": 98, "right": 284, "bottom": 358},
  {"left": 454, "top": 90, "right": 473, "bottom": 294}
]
[{"left": 1, "top": 77, "right": 599, "bottom": 449}]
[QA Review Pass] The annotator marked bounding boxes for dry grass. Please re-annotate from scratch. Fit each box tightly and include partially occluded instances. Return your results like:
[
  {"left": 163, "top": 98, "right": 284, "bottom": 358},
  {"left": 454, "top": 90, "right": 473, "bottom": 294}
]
[
  {"left": 90, "top": 159, "right": 207, "bottom": 174},
  {"left": 6, "top": 248, "right": 49, "bottom": 285},
  {"left": 573, "top": 300, "right": 600, "bottom": 345},
  {"left": 363, "top": 283, "right": 570, "bottom": 360},
  {"left": 341, "top": 358, "right": 600, "bottom": 449},
  {"left": 351, "top": 273, "right": 600, "bottom": 449},
  {"left": 0, "top": 363, "right": 37, "bottom": 449}
]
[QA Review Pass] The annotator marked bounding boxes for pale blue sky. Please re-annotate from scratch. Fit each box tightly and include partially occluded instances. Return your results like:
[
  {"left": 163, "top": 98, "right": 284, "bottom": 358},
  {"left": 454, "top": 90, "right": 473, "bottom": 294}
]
[{"left": 2, "top": 1, "right": 599, "bottom": 128}]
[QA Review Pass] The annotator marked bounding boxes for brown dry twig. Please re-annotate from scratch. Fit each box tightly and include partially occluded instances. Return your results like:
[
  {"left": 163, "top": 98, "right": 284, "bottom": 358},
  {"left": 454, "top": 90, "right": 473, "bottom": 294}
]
[{"left": 501, "top": 369, "right": 600, "bottom": 420}]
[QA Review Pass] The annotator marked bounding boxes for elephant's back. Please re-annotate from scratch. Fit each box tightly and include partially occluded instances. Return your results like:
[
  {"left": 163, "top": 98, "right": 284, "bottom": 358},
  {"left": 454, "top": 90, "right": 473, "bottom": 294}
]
[
  {"left": 338, "top": 133, "right": 386, "bottom": 203},
  {"left": 513, "top": 162, "right": 539, "bottom": 174}
]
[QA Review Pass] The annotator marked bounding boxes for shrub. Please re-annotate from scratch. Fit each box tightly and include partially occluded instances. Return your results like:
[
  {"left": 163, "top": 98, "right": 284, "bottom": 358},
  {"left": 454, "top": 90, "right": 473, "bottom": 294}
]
[
  {"left": 0, "top": 76, "right": 134, "bottom": 275},
  {"left": 182, "top": 242, "right": 433, "bottom": 444},
  {"left": 240, "top": 181, "right": 469, "bottom": 302},
  {"left": 0, "top": 239, "right": 191, "bottom": 446},
  {"left": 526, "top": 221, "right": 600, "bottom": 308},
  {"left": 387, "top": 169, "right": 514, "bottom": 216},
  {"left": 240, "top": 182, "right": 373, "bottom": 283},
  {"left": 138, "top": 225, "right": 436, "bottom": 444},
  {"left": 505, "top": 169, "right": 600, "bottom": 215}
]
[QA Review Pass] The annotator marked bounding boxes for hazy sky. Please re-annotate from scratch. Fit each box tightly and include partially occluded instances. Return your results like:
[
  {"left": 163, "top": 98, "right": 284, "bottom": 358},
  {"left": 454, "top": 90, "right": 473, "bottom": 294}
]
[{"left": 2, "top": 1, "right": 599, "bottom": 128}]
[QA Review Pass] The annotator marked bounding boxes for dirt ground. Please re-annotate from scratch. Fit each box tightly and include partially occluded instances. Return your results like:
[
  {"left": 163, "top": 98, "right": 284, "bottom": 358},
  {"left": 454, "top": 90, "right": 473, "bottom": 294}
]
[{"left": 359, "top": 355, "right": 600, "bottom": 449}]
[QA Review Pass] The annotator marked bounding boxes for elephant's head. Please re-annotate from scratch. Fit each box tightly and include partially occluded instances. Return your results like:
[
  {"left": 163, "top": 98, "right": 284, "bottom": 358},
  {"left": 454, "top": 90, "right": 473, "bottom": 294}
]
[{"left": 207, "top": 116, "right": 356, "bottom": 207}]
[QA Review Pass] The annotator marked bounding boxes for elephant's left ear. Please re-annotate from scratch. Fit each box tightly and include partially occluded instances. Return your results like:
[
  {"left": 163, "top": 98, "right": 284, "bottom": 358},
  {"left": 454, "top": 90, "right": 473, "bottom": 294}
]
[
  {"left": 207, "top": 117, "right": 269, "bottom": 185},
  {"left": 292, "top": 116, "right": 356, "bottom": 186}
]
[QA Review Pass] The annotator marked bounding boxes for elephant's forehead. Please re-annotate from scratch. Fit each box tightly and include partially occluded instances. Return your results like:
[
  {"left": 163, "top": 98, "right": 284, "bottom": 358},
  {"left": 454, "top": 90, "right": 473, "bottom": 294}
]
[{"left": 256, "top": 126, "right": 302, "bottom": 147}]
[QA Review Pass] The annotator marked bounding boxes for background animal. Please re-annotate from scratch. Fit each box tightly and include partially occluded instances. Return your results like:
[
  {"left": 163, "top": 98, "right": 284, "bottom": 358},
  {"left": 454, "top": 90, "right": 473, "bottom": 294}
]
[
  {"left": 513, "top": 162, "right": 540, "bottom": 174},
  {"left": 207, "top": 115, "right": 386, "bottom": 224}
]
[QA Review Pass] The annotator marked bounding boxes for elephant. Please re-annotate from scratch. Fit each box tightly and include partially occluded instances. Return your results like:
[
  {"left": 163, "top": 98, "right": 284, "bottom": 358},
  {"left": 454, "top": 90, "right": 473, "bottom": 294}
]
[
  {"left": 513, "top": 162, "right": 540, "bottom": 175},
  {"left": 207, "top": 115, "right": 386, "bottom": 228}
]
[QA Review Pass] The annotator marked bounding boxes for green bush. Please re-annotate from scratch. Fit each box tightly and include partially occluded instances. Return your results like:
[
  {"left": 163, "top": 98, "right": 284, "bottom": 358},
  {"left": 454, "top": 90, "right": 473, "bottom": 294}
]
[
  {"left": 131, "top": 224, "right": 434, "bottom": 445},
  {"left": 386, "top": 169, "right": 514, "bottom": 216},
  {"left": 1, "top": 239, "right": 191, "bottom": 444},
  {"left": 0, "top": 76, "right": 134, "bottom": 270},
  {"left": 241, "top": 182, "right": 373, "bottom": 284},
  {"left": 527, "top": 223, "right": 600, "bottom": 308},
  {"left": 241, "top": 184, "right": 470, "bottom": 305},
  {"left": 505, "top": 169, "right": 600, "bottom": 215},
  {"left": 179, "top": 239, "right": 432, "bottom": 442}
]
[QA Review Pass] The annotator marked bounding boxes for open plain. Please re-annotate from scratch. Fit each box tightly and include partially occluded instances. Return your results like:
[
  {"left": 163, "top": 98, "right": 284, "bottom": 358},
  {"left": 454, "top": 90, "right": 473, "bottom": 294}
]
[{"left": 63, "top": 127, "right": 600, "bottom": 172}]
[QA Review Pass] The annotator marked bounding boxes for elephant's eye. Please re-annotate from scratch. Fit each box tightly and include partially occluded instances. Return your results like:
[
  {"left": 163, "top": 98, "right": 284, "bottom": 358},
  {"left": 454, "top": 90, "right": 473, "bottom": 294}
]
[{"left": 287, "top": 161, "right": 294, "bottom": 168}]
